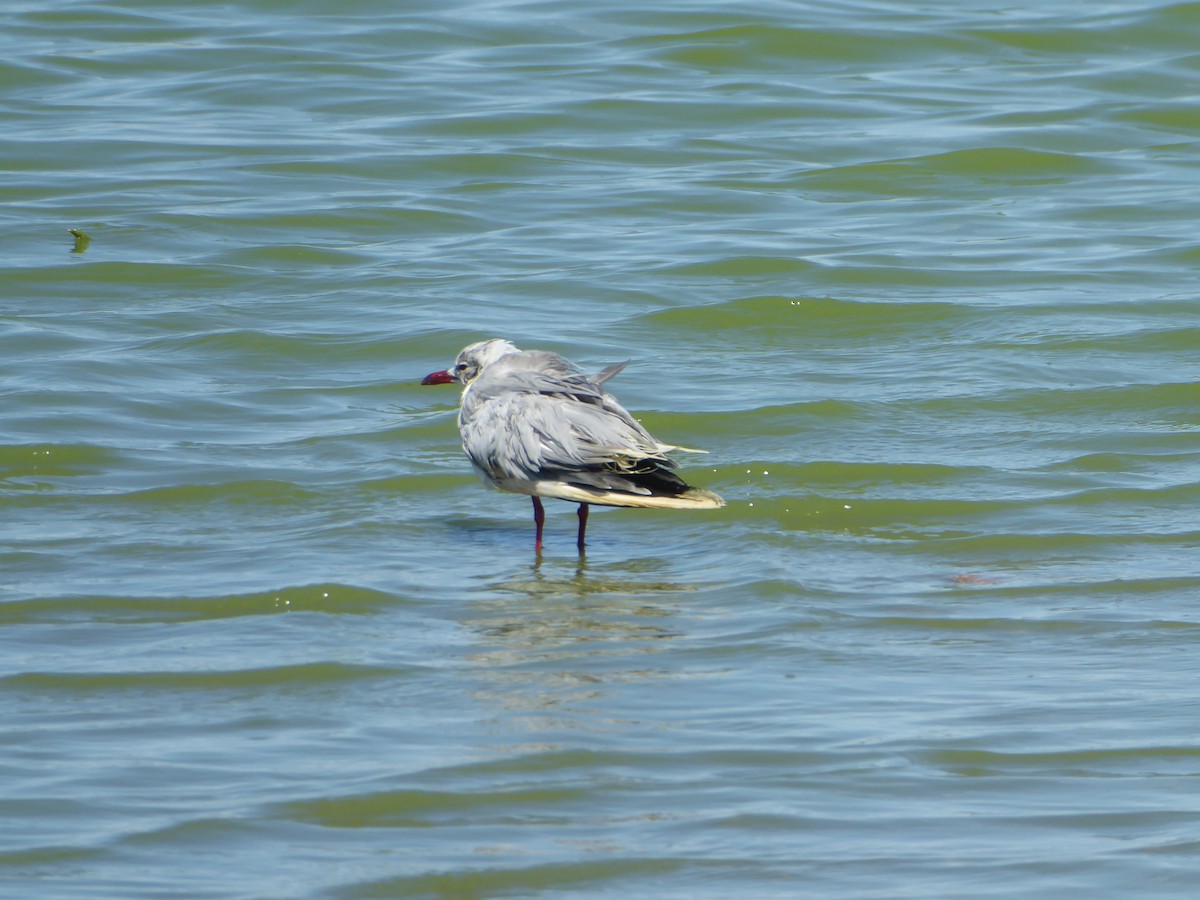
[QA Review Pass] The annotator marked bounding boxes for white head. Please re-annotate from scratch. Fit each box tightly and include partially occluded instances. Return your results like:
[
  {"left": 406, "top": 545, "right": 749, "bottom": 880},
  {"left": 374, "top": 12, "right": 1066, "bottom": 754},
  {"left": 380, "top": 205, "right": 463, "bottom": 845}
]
[{"left": 421, "top": 339, "right": 519, "bottom": 387}]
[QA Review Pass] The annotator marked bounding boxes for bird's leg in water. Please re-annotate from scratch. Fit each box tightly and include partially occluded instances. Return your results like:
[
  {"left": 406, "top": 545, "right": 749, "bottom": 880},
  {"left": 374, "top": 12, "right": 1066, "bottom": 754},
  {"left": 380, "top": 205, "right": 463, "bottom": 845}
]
[
  {"left": 576, "top": 503, "right": 589, "bottom": 552},
  {"left": 532, "top": 496, "right": 545, "bottom": 553}
]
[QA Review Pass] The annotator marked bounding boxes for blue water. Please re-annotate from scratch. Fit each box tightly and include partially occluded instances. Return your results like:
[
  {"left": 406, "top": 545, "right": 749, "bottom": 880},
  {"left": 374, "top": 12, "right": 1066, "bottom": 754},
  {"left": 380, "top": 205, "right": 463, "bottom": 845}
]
[{"left": 3, "top": 1, "right": 1200, "bottom": 897}]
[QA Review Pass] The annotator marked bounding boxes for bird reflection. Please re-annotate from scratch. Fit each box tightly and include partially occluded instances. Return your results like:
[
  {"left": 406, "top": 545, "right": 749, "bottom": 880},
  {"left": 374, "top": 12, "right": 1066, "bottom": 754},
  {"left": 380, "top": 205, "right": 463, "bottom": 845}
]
[{"left": 461, "top": 559, "right": 702, "bottom": 730}]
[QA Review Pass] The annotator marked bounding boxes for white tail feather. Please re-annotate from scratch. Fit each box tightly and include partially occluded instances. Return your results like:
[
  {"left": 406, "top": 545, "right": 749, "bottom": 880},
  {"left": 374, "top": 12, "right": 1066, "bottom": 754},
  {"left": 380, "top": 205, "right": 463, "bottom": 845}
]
[{"left": 534, "top": 482, "right": 725, "bottom": 509}]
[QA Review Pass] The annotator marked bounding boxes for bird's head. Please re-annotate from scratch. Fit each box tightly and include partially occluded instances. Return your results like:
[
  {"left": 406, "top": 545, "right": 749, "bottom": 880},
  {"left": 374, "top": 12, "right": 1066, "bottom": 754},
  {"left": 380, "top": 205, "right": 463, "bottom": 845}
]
[{"left": 421, "top": 339, "right": 520, "bottom": 387}]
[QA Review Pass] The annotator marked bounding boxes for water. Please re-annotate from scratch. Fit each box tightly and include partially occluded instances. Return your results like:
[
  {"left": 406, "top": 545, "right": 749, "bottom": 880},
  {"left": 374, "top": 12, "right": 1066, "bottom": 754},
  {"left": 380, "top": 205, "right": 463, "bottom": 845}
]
[{"left": 3, "top": 0, "right": 1200, "bottom": 896}]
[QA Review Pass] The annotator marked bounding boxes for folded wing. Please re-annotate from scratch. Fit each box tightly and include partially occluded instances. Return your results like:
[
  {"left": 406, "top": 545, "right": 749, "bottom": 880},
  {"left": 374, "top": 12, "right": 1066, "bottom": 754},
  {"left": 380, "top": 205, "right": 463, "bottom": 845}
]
[{"left": 459, "top": 354, "right": 703, "bottom": 501}]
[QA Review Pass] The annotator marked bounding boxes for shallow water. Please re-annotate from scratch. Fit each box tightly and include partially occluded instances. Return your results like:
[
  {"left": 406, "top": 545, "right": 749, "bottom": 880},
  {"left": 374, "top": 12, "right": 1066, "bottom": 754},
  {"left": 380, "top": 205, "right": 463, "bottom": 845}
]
[{"left": 4, "top": 1, "right": 1200, "bottom": 897}]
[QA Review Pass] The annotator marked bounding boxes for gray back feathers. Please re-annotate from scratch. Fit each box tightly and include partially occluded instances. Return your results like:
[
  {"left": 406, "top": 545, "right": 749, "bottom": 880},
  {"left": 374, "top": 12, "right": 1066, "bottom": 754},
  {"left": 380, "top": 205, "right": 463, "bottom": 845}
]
[{"left": 456, "top": 342, "right": 669, "bottom": 487}]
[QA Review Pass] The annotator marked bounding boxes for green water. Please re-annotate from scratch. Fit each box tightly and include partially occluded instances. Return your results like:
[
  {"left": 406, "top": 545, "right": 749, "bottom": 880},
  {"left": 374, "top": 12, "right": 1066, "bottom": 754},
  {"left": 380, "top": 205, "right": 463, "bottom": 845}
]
[{"left": 3, "top": 1, "right": 1200, "bottom": 897}]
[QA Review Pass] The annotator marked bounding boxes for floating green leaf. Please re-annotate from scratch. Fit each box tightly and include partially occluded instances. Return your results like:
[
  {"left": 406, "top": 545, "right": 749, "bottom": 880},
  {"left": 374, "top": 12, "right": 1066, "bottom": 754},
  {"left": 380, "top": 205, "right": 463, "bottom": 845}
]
[{"left": 68, "top": 228, "right": 91, "bottom": 253}]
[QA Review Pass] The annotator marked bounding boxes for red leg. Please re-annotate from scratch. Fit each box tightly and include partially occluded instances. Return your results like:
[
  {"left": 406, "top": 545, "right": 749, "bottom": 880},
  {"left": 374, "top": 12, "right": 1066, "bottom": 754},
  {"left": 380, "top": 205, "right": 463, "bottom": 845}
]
[
  {"left": 576, "top": 503, "right": 589, "bottom": 552},
  {"left": 532, "top": 496, "right": 545, "bottom": 553}
]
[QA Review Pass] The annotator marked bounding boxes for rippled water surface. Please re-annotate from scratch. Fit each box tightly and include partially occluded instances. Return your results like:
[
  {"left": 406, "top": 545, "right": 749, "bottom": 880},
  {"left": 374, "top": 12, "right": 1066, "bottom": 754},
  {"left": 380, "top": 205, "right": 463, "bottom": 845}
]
[{"left": 4, "top": 0, "right": 1200, "bottom": 896}]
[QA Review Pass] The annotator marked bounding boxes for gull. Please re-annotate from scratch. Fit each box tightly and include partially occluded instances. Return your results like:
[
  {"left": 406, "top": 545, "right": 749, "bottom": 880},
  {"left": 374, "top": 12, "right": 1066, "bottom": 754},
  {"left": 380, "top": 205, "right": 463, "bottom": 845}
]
[{"left": 421, "top": 339, "right": 724, "bottom": 552}]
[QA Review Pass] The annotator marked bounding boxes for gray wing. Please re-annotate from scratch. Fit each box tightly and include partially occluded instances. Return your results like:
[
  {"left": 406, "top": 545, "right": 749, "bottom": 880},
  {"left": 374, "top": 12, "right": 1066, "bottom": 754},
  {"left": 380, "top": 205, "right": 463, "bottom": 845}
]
[
  {"left": 593, "top": 361, "right": 629, "bottom": 384},
  {"left": 485, "top": 350, "right": 627, "bottom": 400},
  {"left": 458, "top": 355, "right": 676, "bottom": 493}
]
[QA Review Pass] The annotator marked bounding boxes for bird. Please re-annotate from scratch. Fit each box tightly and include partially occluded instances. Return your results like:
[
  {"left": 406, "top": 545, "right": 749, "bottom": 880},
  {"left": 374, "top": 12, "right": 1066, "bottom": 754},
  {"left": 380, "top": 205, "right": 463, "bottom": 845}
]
[{"left": 421, "top": 339, "right": 724, "bottom": 552}]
